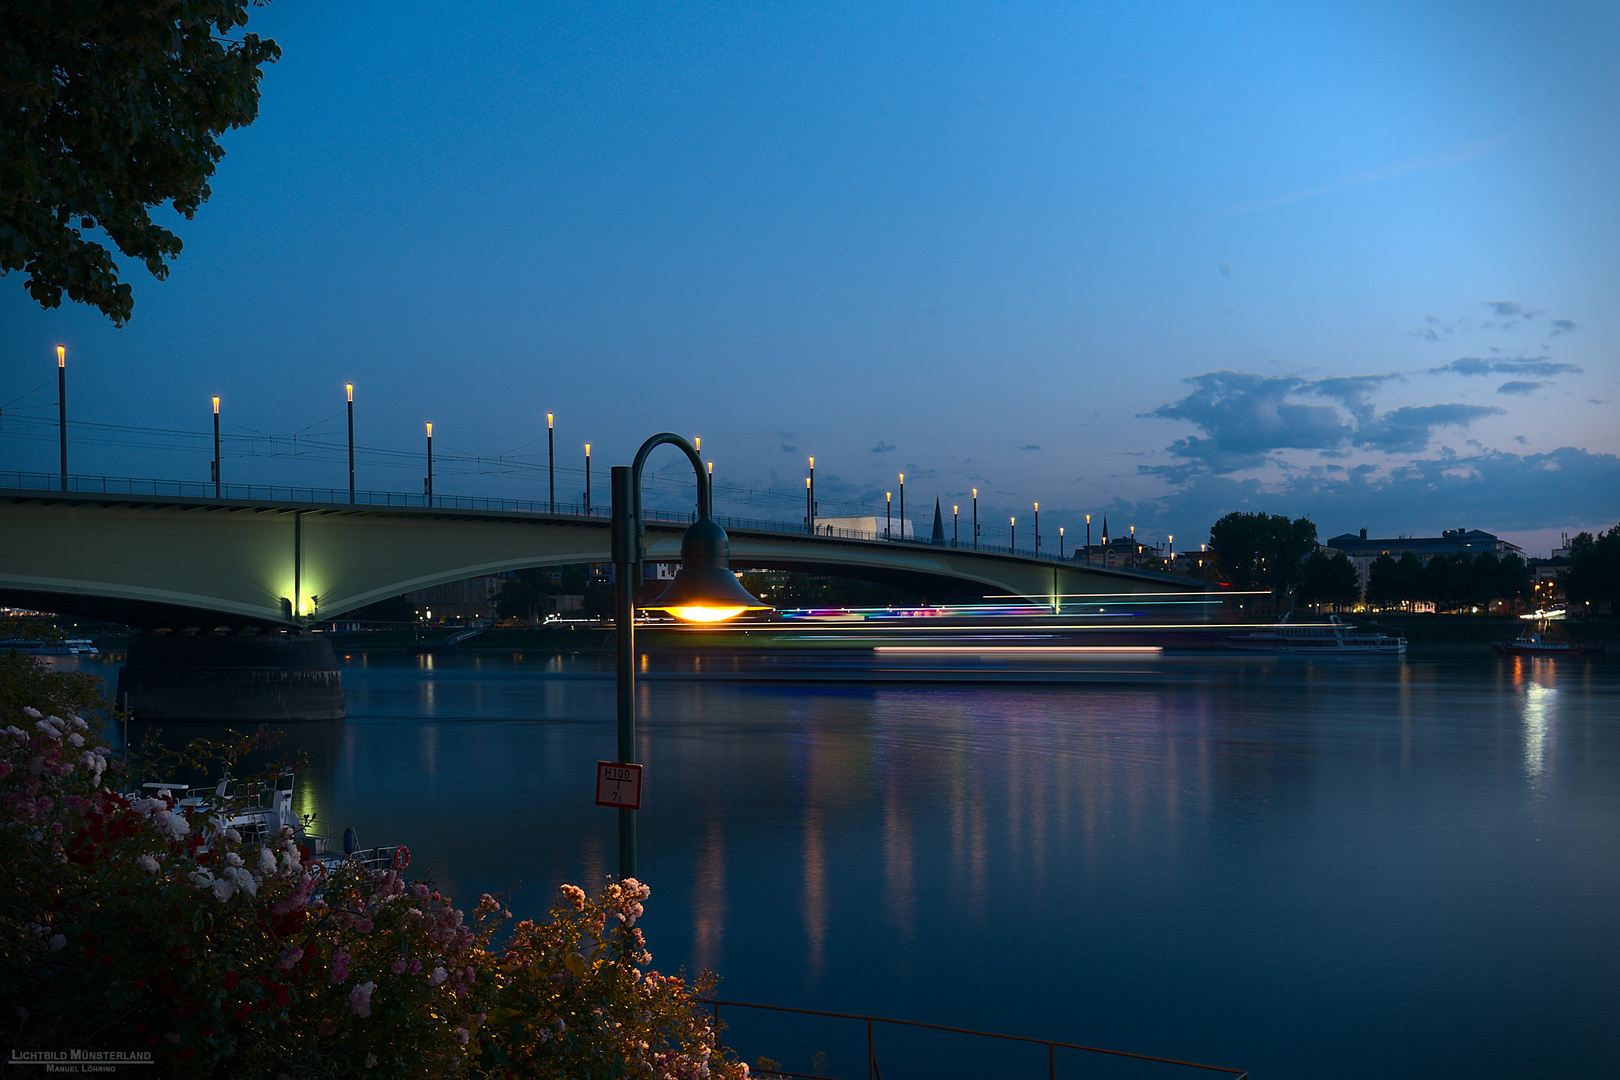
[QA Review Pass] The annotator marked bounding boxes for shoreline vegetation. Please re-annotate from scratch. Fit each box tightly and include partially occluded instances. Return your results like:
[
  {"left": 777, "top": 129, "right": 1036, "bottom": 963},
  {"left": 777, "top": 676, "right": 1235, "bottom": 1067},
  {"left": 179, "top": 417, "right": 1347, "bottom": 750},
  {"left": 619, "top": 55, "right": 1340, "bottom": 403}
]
[{"left": 0, "top": 648, "right": 755, "bottom": 1079}]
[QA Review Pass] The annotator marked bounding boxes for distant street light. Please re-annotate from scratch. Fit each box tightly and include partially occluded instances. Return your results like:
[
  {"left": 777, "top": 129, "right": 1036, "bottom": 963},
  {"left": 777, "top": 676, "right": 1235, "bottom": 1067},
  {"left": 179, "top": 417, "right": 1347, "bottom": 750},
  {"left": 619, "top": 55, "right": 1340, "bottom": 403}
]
[
  {"left": 953, "top": 504, "right": 959, "bottom": 548},
  {"left": 808, "top": 456, "right": 816, "bottom": 533},
  {"left": 1034, "top": 502, "right": 1040, "bottom": 555},
  {"left": 899, "top": 473, "right": 905, "bottom": 539},
  {"left": 805, "top": 476, "right": 812, "bottom": 533},
  {"left": 1086, "top": 514, "right": 1092, "bottom": 563},
  {"left": 347, "top": 384, "right": 356, "bottom": 503},
  {"left": 1060, "top": 526, "right": 1065, "bottom": 559},
  {"left": 585, "top": 443, "right": 592, "bottom": 513},
  {"left": 57, "top": 346, "right": 67, "bottom": 491},
  {"left": 212, "top": 396, "right": 221, "bottom": 497},
  {"left": 547, "top": 412, "right": 555, "bottom": 512},
  {"left": 1010, "top": 516, "right": 1016, "bottom": 554},
  {"left": 972, "top": 488, "right": 979, "bottom": 550},
  {"left": 425, "top": 423, "right": 434, "bottom": 506},
  {"left": 612, "top": 433, "right": 771, "bottom": 879},
  {"left": 885, "top": 491, "right": 892, "bottom": 539}
]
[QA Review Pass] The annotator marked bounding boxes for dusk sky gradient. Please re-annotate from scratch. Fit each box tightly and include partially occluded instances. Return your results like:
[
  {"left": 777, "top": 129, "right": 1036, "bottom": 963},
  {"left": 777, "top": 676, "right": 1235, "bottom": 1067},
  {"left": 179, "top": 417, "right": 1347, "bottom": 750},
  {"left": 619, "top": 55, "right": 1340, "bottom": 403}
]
[{"left": 3, "top": 0, "right": 1617, "bottom": 555}]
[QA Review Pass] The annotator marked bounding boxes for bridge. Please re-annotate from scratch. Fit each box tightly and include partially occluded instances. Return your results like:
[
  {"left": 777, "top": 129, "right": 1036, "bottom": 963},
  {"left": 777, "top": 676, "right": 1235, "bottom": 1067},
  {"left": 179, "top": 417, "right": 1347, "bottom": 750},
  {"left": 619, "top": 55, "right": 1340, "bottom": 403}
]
[{"left": 0, "top": 471, "right": 1199, "bottom": 628}]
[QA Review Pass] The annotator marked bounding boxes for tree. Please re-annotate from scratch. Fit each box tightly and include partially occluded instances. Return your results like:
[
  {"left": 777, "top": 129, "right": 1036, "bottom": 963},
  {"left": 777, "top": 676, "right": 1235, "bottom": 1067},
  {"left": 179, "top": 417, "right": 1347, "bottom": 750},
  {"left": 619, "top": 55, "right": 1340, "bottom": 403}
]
[
  {"left": 495, "top": 578, "right": 546, "bottom": 623},
  {"left": 1207, "top": 512, "right": 1318, "bottom": 598},
  {"left": 1564, "top": 524, "right": 1620, "bottom": 613},
  {"left": 1, "top": 2, "right": 279, "bottom": 324},
  {"left": 1299, "top": 551, "right": 1361, "bottom": 611},
  {"left": 1365, "top": 554, "right": 1401, "bottom": 609}
]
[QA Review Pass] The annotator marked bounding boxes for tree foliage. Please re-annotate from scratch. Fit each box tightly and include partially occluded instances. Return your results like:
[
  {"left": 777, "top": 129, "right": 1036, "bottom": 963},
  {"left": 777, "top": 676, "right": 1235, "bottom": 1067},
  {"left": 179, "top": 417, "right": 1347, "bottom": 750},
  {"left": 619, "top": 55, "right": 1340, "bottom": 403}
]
[
  {"left": 1207, "top": 512, "right": 1318, "bottom": 595},
  {"left": 1364, "top": 550, "right": 1531, "bottom": 611},
  {"left": 1, "top": 1, "right": 279, "bottom": 324},
  {"left": 1564, "top": 524, "right": 1620, "bottom": 612},
  {"left": 1298, "top": 551, "right": 1360, "bottom": 610}
]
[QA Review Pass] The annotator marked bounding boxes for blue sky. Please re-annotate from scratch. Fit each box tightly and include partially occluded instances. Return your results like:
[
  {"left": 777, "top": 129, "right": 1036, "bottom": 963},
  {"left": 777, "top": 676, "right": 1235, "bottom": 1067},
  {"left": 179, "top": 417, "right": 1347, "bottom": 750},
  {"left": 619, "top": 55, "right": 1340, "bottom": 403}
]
[{"left": 3, "top": 0, "right": 1616, "bottom": 555}]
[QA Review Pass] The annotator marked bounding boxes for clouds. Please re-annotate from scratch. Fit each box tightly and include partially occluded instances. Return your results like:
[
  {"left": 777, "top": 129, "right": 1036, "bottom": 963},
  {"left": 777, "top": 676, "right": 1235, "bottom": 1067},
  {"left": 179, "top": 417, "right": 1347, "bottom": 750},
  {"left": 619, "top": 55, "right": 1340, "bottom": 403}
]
[
  {"left": 1129, "top": 446, "right": 1620, "bottom": 538},
  {"left": 1143, "top": 371, "right": 1499, "bottom": 473},
  {"left": 1431, "top": 356, "right": 1582, "bottom": 378},
  {"left": 870, "top": 441, "right": 896, "bottom": 454},
  {"left": 1550, "top": 319, "right": 1577, "bottom": 336},
  {"left": 1497, "top": 381, "right": 1541, "bottom": 396},
  {"left": 1485, "top": 300, "right": 1523, "bottom": 318},
  {"left": 1408, "top": 301, "right": 1577, "bottom": 342}
]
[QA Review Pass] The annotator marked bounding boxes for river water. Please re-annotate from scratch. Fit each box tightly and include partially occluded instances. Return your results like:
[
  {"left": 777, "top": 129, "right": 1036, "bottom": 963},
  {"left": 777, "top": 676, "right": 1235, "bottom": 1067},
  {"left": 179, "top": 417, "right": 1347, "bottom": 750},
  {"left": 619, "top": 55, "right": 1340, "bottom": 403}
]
[{"left": 77, "top": 649, "right": 1620, "bottom": 1078}]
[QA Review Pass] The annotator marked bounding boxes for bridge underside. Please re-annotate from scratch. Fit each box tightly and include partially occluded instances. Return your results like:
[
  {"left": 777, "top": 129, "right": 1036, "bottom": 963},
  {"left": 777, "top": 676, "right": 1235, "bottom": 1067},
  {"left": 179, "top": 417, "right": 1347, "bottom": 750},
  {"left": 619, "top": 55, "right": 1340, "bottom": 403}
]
[{"left": 1, "top": 491, "right": 1203, "bottom": 628}]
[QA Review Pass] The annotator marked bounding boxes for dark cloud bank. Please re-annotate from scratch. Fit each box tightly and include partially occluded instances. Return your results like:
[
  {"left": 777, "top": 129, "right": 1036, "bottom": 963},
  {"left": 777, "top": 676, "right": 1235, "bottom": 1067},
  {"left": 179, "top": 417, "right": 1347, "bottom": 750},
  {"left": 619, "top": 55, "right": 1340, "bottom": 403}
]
[{"left": 1128, "top": 370, "right": 1618, "bottom": 536}]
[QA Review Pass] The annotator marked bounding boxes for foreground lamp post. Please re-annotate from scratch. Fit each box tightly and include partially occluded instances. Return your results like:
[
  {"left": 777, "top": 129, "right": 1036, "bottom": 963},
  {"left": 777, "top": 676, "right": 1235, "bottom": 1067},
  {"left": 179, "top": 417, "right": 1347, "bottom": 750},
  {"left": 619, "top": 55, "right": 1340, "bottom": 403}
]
[
  {"left": 425, "top": 423, "right": 434, "bottom": 506},
  {"left": 609, "top": 433, "right": 770, "bottom": 880},
  {"left": 57, "top": 346, "right": 67, "bottom": 491},
  {"left": 346, "top": 384, "right": 356, "bottom": 503},
  {"left": 212, "top": 396, "right": 221, "bottom": 496}
]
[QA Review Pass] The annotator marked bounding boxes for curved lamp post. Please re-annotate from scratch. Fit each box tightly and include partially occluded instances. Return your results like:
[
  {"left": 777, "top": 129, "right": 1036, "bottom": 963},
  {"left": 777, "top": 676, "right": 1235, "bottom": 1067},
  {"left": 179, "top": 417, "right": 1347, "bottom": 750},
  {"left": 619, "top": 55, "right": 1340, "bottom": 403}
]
[{"left": 609, "top": 433, "right": 770, "bottom": 880}]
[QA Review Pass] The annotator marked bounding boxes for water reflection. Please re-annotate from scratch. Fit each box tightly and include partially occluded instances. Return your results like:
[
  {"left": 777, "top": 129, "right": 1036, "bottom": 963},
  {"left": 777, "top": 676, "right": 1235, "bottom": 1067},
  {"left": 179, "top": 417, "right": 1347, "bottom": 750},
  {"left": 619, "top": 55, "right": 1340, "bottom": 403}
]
[{"left": 1522, "top": 681, "right": 1554, "bottom": 787}]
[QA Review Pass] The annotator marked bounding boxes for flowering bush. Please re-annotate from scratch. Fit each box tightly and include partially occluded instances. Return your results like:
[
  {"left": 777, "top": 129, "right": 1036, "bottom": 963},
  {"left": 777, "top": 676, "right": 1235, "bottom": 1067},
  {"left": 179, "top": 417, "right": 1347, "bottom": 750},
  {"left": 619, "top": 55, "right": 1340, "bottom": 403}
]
[{"left": 0, "top": 650, "right": 750, "bottom": 1079}]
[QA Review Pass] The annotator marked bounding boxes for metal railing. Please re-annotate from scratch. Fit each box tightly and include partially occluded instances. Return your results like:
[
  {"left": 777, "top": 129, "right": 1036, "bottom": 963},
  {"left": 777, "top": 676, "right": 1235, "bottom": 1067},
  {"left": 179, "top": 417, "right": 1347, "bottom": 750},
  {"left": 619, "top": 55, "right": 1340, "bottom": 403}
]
[
  {"left": 0, "top": 468, "right": 1158, "bottom": 569},
  {"left": 700, "top": 999, "right": 1248, "bottom": 1080}
]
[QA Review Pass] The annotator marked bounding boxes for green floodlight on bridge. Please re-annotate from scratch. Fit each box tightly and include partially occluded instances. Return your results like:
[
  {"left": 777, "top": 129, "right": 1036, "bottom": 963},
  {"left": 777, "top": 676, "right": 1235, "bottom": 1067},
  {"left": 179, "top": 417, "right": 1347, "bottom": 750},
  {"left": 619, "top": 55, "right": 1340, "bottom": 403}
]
[{"left": 608, "top": 433, "right": 770, "bottom": 881}]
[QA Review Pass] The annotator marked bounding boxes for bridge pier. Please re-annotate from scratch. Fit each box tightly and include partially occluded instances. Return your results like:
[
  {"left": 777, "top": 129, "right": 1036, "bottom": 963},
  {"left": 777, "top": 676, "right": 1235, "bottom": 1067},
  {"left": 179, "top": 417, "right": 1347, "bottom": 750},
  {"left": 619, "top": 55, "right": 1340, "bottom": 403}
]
[{"left": 116, "top": 632, "right": 346, "bottom": 723}]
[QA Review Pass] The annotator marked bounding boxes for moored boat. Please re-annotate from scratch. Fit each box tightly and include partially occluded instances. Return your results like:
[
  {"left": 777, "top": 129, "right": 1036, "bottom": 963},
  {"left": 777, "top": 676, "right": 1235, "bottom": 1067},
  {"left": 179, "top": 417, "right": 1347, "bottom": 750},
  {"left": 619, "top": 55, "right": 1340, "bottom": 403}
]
[
  {"left": 1490, "top": 632, "right": 1603, "bottom": 657},
  {"left": 1226, "top": 614, "right": 1407, "bottom": 655}
]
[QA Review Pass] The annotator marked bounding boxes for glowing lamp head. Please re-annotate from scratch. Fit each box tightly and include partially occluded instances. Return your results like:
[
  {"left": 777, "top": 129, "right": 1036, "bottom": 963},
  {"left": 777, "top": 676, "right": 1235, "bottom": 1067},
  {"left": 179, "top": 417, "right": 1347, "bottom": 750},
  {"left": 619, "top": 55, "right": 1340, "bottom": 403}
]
[
  {"left": 57, "top": 345, "right": 65, "bottom": 367},
  {"left": 972, "top": 488, "right": 978, "bottom": 499},
  {"left": 707, "top": 461, "right": 713, "bottom": 474},
  {"left": 808, "top": 456, "right": 814, "bottom": 468},
  {"left": 899, "top": 473, "right": 904, "bottom": 484},
  {"left": 547, "top": 412, "right": 553, "bottom": 428},
  {"left": 585, "top": 442, "right": 590, "bottom": 456},
  {"left": 346, "top": 383, "right": 353, "bottom": 402},
  {"left": 426, "top": 422, "right": 432, "bottom": 437},
  {"left": 640, "top": 516, "right": 771, "bottom": 623},
  {"left": 212, "top": 396, "right": 220, "bottom": 414},
  {"left": 1034, "top": 502, "right": 1039, "bottom": 511},
  {"left": 694, "top": 436, "right": 701, "bottom": 451}
]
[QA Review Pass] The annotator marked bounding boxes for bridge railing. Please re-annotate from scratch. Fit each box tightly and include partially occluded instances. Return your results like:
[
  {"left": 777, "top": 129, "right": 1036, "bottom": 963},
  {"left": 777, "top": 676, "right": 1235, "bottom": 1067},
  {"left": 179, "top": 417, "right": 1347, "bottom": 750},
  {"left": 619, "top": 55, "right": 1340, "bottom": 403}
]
[{"left": 2, "top": 469, "right": 1132, "bottom": 569}]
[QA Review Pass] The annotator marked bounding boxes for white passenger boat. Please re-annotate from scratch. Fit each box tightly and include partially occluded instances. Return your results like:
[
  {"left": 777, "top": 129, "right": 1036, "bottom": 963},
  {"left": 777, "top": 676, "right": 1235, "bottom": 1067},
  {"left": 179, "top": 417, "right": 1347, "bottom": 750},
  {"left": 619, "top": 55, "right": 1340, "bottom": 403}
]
[{"left": 1226, "top": 614, "right": 1407, "bottom": 655}]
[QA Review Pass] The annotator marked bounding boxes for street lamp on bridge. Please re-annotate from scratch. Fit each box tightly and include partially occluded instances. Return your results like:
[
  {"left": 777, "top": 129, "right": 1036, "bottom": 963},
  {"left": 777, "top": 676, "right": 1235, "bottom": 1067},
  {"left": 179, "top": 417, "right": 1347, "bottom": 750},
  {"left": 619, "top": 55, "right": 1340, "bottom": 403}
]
[
  {"left": 57, "top": 346, "right": 67, "bottom": 491},
  {"left": 212, "top": 396, "right": 221, "bottom": 497},
  {"left": 610, "top": 434, "right": 770, "bottom": 880},
  {"left": 346, "top": 385, "right": 355, "bottom": 504},
  {"left": 972, "top": 488, "right": 978, "bottom": 550},
  {"left": 425, "top": 423, "right": 433, "bottom": 506},
  {"left": 547, "top": 412, "right": 555, "bottom": 512}
]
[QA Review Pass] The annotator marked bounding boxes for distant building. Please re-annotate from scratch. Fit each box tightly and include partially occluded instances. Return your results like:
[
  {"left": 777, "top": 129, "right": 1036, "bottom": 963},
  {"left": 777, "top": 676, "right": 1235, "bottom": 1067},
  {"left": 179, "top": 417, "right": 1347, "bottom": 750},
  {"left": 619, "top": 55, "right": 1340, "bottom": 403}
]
[
  {"left": 404, "top": 572, "right": 515, "bottom": 624},
  {"left": 1322, "top": 528, "right": 1524, "bottom": 593}
]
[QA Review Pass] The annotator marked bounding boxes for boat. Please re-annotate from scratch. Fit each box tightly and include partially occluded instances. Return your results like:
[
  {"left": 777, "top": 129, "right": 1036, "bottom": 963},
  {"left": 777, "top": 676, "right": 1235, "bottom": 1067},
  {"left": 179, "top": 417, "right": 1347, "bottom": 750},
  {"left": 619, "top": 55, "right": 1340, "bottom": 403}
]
[
  {"left": 136, "top": 772, "right": 410, "bottom": 878},
  {"left": 1490, "top": 632, "right": 1603, "bottom": 657},
  {"left": 0, "top": 636, "right": 99, "bottom": 656},
  {"left": 1226, "top": 614, "right": 1407, "bottom": 655}
]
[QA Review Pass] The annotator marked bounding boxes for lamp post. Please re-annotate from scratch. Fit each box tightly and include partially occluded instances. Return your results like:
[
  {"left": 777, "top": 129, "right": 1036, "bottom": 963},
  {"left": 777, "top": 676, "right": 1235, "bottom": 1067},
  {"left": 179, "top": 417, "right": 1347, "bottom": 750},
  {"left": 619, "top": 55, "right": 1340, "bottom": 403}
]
[
  {"left": 808, "top": 456, "right": 816, "bottom": 533},
  {"left": 585, "top": 443, "right": 592, "bottom": 513},
  {"left": 212, "top": 396, "right": 221, "bottom": 496},
  {"left": 425, "top": 423, "right": 434, "bottom": 506},
  {"left": 1034, "top": 502, "right": 1040, "bottom": 555},
  {"left": 1086, "top": 514, "right": 1092, "bottom": 563},
  {"left": 953, "top": 505, "right": 959, "bottom": 547},
  {"left": 1010, "top": 516, "right": 1016, "bottom": 554},
  {"left": 898, "top": 473, "right": 905, "bottom": 540},
  {"left": 57, "top": 346, "right": 67, "bottom": 491},
  {"left": 610, "top": 434, "right": 770, "bottom": 880},
  {"left": 805, "top": 476, "right": 812, "bottom": 532},
  {"left": 1060, "top": 526, "right": 1065, "bottom": 559},
  {"left": 346, "top": 384, "right": 355, "bottom": 503},
  {"left": 547, "top": 413, "right": 555, "bottom": 512},
  {"left": 972, "top": 488, "right": 978, "bottom": 550},
  {"left": 885, "top": 492, "right": 892, "bottom": 538}
]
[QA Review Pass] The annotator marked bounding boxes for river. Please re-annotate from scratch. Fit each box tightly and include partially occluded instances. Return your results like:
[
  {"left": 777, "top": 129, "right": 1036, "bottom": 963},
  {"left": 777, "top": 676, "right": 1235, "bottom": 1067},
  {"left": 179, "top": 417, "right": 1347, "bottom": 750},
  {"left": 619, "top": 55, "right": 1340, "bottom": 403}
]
[{"left": 71, "top": 649, "right": 1620, "bottom": 1078}]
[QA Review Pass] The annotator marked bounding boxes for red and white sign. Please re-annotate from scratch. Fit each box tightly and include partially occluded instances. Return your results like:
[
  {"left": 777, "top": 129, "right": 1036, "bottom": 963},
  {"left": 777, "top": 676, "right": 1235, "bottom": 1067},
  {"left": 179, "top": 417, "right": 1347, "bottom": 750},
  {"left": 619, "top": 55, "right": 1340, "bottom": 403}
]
[{"left": 595, "top": 761, "right": 643, "bottom": 809}]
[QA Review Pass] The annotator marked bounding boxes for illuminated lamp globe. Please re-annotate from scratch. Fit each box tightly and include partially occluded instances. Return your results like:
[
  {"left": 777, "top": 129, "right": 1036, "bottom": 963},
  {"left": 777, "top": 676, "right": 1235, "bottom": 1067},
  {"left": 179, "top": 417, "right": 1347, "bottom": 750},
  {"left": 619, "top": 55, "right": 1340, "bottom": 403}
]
[{"left": 640, "top": 516, "right": 771, "bottom": 623}]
